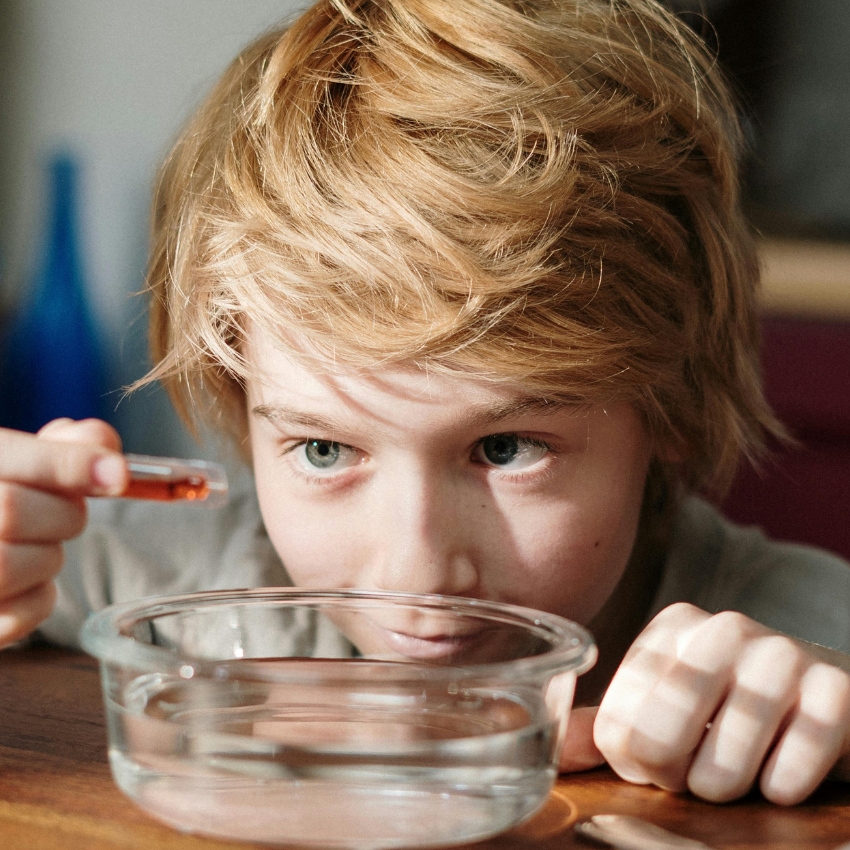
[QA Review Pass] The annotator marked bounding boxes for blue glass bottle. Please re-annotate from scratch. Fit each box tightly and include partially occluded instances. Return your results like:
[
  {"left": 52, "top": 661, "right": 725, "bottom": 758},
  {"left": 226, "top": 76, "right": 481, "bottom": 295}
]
[{"left": 0, "top": 153, "right": 110, "bottom": 432}]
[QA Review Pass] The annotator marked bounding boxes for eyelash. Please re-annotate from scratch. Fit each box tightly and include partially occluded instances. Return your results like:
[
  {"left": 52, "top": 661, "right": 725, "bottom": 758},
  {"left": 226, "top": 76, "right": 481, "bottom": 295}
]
[
  {"left": 472, "top": 434, "right": 554, "bottom": 478},
  {"left": 280, "top": 440, "right": 360, "bottom": 483},
  {"left": 280, "top": 434, "right": 555, "bottom": 485}
]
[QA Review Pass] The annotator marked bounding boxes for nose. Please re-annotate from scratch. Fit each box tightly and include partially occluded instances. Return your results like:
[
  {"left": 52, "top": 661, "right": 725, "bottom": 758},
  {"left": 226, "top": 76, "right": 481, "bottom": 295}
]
[{"left": 365, "top": 469, "right": 480, "bottom": 597}]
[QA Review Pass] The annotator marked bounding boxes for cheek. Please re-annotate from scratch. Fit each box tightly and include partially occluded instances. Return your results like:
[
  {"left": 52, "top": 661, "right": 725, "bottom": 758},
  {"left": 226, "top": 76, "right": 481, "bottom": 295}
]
[
  {"left": 498, "top": 466, "right": 648, "bottom": 622},
  {"left": 252, "top": 464, "right": 362, "bottom": 588},
  {"left": 500, "top": 504, "right": 637, "bottom": 622}
]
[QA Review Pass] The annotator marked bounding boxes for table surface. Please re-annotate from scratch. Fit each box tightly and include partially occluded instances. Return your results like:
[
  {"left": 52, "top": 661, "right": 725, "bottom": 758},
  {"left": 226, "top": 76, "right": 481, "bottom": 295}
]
[{"left": 1, "top": 647, "right": 848, "bottom": 850}]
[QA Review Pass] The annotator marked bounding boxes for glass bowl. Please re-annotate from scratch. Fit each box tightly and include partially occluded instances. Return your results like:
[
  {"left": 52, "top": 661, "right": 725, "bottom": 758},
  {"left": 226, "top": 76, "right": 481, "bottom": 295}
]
[{"left": 81, "top": 588, "right": 596, "bottom": 849}]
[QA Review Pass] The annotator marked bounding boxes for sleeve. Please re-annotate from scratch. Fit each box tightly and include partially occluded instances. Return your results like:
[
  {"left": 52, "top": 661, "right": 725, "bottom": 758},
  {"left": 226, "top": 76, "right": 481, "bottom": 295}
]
[
  {"left": 37, "top": 476, "right": 292, "bottom": 649},
  {"left": 718, "top": 538, "right": 850, "bottom": 653},
  {"left": 657, "top": 497, "right": 850, "bottom": 653}
]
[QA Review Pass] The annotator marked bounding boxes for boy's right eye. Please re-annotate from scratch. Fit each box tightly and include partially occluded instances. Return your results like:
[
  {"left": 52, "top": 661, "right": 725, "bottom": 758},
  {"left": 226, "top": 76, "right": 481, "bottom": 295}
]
[{"left": 289, "top": 439, "right": 360, "bottom": 475}]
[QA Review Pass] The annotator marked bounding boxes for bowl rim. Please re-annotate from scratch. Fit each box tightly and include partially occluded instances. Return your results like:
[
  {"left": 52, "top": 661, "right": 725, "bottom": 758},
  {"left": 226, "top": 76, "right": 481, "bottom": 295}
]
[{"left": 80, "top": 587, "right": 597, "bottom": 681}]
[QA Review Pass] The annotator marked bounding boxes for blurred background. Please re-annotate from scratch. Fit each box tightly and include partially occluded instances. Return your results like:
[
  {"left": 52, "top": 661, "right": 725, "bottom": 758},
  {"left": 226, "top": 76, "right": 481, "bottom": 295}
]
[
  {"left": 0, "top": 0, "right": 848, "bottom": 556},
  {"left": 0, "top": 0, "right": 295, "bottom": 457}
]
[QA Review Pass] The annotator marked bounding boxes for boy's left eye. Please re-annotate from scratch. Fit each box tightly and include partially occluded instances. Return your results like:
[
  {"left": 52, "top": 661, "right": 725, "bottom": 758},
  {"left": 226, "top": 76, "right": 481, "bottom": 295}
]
[{"left": 473, "top": 434, "right": 549, "bottom": 470}]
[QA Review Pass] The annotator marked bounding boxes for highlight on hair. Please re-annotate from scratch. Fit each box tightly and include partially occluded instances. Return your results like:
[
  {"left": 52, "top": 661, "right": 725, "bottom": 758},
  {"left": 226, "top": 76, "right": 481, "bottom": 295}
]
[{"left": 144, "top": 0, "right": 780, "bottom": 495}]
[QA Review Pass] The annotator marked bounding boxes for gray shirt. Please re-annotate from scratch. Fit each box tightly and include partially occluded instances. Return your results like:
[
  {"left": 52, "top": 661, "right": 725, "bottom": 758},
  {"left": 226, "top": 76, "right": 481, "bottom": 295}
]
[{"left": 40, "top": 483, "right": 850, "bottom": 654}]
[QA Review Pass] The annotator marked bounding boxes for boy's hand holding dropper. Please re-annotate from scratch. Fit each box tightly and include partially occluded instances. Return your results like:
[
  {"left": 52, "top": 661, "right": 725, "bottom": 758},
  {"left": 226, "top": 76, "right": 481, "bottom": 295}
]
[{"left": 0, "top": 419, "right": 127, "bottom": 647}]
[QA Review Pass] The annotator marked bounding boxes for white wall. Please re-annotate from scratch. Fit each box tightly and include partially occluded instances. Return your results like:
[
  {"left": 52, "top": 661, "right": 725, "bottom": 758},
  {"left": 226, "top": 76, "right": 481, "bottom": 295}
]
[{"left": 0, "top": 0, "right": 304, "bottom": 456}]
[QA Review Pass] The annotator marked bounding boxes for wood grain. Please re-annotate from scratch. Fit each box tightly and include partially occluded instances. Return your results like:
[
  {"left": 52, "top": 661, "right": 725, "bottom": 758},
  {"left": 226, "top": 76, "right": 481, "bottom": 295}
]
[{"left": 1, "top": 647, "right": 848, "bottom": 849}]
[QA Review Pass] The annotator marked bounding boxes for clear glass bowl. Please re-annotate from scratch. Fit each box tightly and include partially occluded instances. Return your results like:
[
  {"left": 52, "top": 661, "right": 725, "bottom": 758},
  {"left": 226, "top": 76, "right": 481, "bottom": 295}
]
[{"left": 81, "top": 588, "right": 596, "bottom": 849}]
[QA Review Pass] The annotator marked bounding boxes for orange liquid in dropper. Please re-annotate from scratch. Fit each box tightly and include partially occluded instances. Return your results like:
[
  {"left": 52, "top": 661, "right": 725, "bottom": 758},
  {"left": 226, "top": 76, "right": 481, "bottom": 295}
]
[{"left": 122, "top": 476, "right": 211, "bottom": 502}]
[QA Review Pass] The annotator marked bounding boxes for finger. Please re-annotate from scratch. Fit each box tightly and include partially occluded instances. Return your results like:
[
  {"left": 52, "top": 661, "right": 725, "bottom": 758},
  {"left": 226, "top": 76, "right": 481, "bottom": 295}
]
[
  {"left": 37, "top": 417, "right": 123, "bottom": 453},
  {"left": 0, "top": 426, "right": 127, "bottom": 496},
  {"left": 0, "top": 541, "right": 64, "bottom": 598},
  {"left": 36, "top": 418, "right": 75, "bottom": 437},
  {"left": 0, "top": 581, "right": 57, "bottom": 648},
  {"left": 760, "top": 662, "right": 850, "bottom": 805},
  {"left": 560, "top": 706, "right": 606, "bottom": 772},
  {"left": 687, "top": 632, "right": 804, "bottom": 802},
  {"left": 614, "top": 613, "right": 744, "bottom": 792},
  {"left": 0, "top": 483, "right": 88, "bottom": 542},
  {"left": 595, "top": 603, "right": 713, "bottom": 787}
]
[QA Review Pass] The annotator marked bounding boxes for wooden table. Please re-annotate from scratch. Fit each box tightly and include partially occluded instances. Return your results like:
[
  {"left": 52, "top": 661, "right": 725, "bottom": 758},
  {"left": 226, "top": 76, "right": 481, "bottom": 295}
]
[{"left": 1, "top": 647, "right": 848, "bottom": 850}]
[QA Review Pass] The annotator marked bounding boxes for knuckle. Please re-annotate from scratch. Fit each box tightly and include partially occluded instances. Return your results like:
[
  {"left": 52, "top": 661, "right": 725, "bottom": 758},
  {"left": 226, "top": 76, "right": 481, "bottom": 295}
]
[
  {"left": 802, "top": 663, "right": 850, "bottom": 722},
  {"left": 759, "top": 634, "right": 804, "bottom": 668},
  {"left": 41, "top": 418, "right": 121, "bottom": 452},
  {"left": 711, "top": 609, "right": 748, "bottom": 631},
  {"left": 75, "top": 419, "right": 121, "bottom": 448},
  {"left": 668, "top": 601, "right": 700, "bottom": 617},
  {"left": 36, "top": 417, "right": 74, "bottom": 436},
  {"left": 708, "top": 610, "right": 751, "bottom": 643},
  {"left": 655, "top": 601, "right": 700, "bottom": 625}
]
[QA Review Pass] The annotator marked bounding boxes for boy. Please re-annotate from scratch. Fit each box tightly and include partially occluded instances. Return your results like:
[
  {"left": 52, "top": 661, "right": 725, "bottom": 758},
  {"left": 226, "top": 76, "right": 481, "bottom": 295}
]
[{"left": 1, "top": 0, "right": 849, "bottom": 807}]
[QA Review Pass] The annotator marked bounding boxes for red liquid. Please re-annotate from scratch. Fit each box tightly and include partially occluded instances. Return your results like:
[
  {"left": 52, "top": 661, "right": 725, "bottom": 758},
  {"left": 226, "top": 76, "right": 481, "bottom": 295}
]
[{"left": 122, "top": 476, "right": 210, "bottom": 502}]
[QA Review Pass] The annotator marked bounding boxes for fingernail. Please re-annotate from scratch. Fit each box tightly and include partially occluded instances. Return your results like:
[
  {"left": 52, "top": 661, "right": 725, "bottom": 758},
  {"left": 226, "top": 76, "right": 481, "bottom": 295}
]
[{"left": 91, "top": 455, "right": 127, "bottom": 496}]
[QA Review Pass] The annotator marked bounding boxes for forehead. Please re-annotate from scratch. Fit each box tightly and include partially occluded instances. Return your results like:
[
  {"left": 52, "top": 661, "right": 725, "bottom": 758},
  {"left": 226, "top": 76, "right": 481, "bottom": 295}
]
[
  {"left": 243, "top": 323, "right": 564, "bottom": 427},
  {"left": 244, "top": 325, "right": 653, "bottom": 461}
]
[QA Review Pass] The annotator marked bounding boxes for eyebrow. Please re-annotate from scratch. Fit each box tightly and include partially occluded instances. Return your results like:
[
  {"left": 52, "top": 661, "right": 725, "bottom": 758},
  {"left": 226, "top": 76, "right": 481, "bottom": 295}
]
[
  {"left": 452, "top": 396, "right": 565, "bottom": 429},
  {"left": 252, "top": 405, "right": 340, "bottom": 432},
  {"left": 251, "top": 396, "right": 565, "bottom": 434}
]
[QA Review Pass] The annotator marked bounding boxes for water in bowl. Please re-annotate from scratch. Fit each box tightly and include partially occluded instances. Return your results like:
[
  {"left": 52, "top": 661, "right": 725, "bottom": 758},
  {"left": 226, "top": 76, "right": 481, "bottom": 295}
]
[{"left": 107, "top": 660, "right": 558, "bottom": 848}]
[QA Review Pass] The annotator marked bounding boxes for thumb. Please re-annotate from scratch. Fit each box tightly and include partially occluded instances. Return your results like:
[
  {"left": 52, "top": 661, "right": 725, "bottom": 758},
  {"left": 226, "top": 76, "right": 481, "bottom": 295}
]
[{"left": 559, "top": 706, "right": 606, "bottom": 772}]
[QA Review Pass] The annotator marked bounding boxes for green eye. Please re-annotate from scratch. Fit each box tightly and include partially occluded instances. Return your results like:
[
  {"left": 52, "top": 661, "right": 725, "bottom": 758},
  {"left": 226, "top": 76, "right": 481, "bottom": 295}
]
[
  {"left": 293, "top": 439, "right": 360, "bottom": 476},
  {"left": 305, "top": 440, "right": 341, "bottom": 468}
]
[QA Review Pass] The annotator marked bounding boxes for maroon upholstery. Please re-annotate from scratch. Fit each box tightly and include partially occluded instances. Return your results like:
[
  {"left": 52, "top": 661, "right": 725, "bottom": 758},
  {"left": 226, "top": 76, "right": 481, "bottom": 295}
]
[{"left": 722, "top": 316, "right": 850, "bottom": 561}]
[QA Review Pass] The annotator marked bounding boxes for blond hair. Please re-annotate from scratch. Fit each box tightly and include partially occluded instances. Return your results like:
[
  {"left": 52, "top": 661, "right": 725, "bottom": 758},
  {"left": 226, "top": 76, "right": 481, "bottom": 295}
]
[{"left": 145, "top": 0, "right": 779, "bottom": 495}]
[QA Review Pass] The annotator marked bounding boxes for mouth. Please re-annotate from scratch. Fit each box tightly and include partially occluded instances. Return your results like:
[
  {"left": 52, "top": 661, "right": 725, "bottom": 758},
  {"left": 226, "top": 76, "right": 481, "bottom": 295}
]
[
  {"left": 375, "top": 624, "right": 492, "bottom": 662},
  {"left": 325, "top": 600, "right": 529, "bottom": 665}
]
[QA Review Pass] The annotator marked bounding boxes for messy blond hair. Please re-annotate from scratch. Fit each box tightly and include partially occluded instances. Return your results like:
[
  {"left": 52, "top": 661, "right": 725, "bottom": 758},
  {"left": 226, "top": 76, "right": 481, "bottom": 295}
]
[{"left": 145, "top": 0, "right": 778, "bottom": 495}]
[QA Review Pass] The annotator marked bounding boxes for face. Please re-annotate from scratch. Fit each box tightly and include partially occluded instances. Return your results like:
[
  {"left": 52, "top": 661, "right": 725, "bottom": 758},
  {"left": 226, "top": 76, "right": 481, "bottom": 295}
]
[{"left": 245, "top": 328, "right": 654, "bottom": 657}]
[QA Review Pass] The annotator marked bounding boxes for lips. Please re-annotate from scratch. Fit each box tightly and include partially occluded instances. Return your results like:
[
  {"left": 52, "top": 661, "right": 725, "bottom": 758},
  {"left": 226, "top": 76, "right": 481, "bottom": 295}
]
[
  {"left": 377, "top": 625, "right": 489, "bottom": 661},
  {"left": 324, "top": 603, "right": 523, "bottom": 664}
]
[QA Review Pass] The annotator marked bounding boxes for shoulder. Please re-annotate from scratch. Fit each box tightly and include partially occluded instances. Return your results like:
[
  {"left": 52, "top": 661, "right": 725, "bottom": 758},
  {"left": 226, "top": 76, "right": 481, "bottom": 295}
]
[
  {"left": 653, "top": 495, "right": 850, "bottom": 651},
  {"left": 43, "top": 466, "right": 290, "bottom": 647}
]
